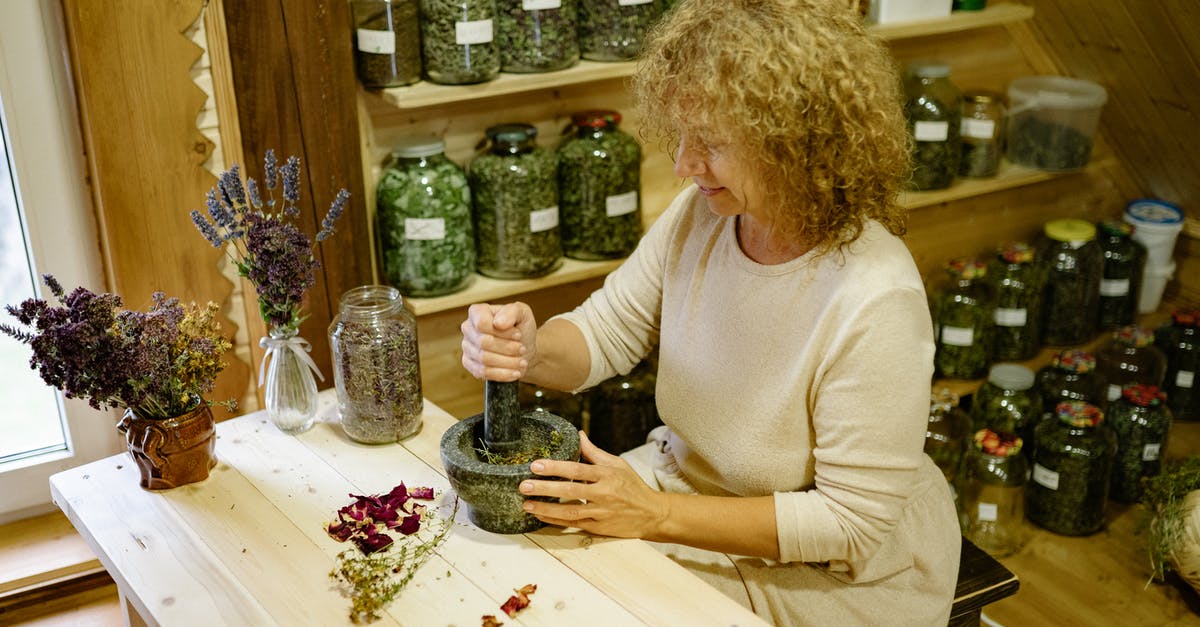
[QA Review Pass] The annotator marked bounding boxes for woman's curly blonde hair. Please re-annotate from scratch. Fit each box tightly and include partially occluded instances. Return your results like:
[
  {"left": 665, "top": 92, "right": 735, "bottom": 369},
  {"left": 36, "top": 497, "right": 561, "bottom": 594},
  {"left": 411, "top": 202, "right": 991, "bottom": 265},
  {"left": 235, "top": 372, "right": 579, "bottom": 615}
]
[{"left": 634, "top": 0, "right": 911, "bottom": 253}]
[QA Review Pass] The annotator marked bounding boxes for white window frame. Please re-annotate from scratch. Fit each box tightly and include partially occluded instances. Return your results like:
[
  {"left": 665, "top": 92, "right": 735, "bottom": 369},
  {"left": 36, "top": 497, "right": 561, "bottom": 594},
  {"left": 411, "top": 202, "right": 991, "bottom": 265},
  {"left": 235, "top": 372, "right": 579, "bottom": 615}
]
[{"left": 0, "top": 0, "right": 124, "bottom": 525}]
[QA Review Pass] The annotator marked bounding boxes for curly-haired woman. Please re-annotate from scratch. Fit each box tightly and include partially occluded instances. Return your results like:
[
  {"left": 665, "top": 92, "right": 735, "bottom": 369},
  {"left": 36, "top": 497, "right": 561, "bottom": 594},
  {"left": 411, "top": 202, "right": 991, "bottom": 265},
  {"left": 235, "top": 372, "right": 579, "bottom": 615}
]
[{"left": 459, "top": 1, "right": 961, "bottom": 623}]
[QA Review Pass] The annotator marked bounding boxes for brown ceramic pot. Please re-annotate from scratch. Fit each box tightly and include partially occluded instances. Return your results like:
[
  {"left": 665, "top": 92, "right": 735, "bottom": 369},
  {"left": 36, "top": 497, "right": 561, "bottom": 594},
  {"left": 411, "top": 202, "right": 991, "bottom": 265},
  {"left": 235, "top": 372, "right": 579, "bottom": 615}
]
[{"left": 116, "top": 403, "right": 218, "bottom": 490}]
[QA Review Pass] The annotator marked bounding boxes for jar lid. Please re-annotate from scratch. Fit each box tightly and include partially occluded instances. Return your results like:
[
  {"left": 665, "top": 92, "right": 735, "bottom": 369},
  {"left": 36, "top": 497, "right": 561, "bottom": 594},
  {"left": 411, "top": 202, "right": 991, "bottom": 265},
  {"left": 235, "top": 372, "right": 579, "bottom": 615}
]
[
  {"left": 963, "top": 90, "right": 1004, "bottom": 106},
  {"left": 1121, "top": 383, "right": 1166, "bottom": 407},
  {"left": 946, "top": 257, "right": 987, "bottom": 279},
  {"left": 1114, "top": 324, "right": 1155, "bottom": 347},
  {"left": 1097, "top": 220, "right": 1135, "bottom": 238},
  {"left": 392, "top": 136, "right": 445, "bottom": 159},
  {"left": 572, "top": 109, "right": 622, "bottom": 128},
  {"left": 486, "top": 123, "right": 538, "bottom": 144},
  {"left": 1055, "top": 401, "right": 1104, "bottom": 427},
  {"left": 1051, "top": 349, "right": 1096, "bottom": 373},
  {"left": 1125, "top": 198, "right": 1184, "bottom": 225},
  {"left": 909, "top": 60, "right": 951, "bottom": 78},
  {"left": 998, "top": 241, "right": 1035, "bottom": 264},
  {"left": 973, "top": 428, "right": 1023, "bottom": 457},
  {"left": 987, "top": 363, "right": 1036, "bottom": 390},
  {"left": 1044, "top": 218, "right": 1096, "bottom": 244},
  {"left": 1173, "top": 309, "right": 1200, "bottom": 328}
]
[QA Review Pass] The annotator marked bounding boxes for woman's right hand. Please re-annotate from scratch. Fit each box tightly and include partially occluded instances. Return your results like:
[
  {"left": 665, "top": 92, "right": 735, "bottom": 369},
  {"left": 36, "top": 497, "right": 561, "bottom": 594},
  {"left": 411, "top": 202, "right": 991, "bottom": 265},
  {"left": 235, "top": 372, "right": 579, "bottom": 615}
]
[{"left": 460, "top": 302, "right": 539, "bottom": 382}]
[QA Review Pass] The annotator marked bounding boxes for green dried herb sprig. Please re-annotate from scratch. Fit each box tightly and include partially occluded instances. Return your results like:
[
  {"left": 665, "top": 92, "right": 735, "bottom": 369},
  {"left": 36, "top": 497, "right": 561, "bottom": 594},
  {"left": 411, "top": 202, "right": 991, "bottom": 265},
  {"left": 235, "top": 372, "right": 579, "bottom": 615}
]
[
  {"left": 475, "top": 430, "right": 563, "bottom": 465},
  {"left": 1140, "top": 456, "right": 1200, "bottom": 583}
]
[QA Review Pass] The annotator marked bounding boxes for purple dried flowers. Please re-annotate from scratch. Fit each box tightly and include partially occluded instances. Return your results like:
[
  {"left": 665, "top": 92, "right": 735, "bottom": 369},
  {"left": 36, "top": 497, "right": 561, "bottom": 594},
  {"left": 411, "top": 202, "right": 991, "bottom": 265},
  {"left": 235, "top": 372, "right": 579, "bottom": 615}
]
[{"left": 190, "top": 149, "right": 348, "bottom": 335}]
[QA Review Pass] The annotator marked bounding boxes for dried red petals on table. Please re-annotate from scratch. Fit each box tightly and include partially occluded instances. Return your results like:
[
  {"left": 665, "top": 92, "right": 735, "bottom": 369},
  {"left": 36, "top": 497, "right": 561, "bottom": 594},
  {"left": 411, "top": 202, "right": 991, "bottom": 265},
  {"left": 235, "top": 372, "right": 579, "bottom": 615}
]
[
  {"left": 500, "top": 583, "right": 538, "bottom": 617},
  {"left": 325, "top": 482, "right": 436, "bottom": 555}
]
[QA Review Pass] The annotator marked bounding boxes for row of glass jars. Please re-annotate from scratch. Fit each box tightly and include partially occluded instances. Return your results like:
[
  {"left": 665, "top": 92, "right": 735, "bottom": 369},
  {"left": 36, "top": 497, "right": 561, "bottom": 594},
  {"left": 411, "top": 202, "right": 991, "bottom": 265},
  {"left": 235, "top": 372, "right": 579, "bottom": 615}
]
[
  {"left": 904, "top": 61, "right": 1007, "bottom": 189},
  {"left": 350, "top": 0, "right": 675, "bottom": 88},
  {"left": 375, "top": 113, "right": 642, "bottom": 296}
]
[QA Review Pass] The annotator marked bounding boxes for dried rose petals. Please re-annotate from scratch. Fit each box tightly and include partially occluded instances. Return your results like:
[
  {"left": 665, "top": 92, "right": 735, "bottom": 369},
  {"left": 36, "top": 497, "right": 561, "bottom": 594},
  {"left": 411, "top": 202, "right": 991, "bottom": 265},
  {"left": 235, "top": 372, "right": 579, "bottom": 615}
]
[
  {"left": 481, "top": 616, "right": 503, "bottom": 627},
  {"left": 325, "top": 482, "right": 436, "bottom": 555},
  {"left": 500, "top": 584, "right": 538, "bottom": 618}
]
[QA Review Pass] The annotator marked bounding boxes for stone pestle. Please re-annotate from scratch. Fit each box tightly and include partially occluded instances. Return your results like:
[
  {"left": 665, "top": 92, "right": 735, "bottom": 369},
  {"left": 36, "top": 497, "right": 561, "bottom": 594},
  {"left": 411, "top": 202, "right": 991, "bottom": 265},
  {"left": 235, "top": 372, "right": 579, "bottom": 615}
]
[{"left": 483, "top": 380, "right": 521, "bottom": 455}]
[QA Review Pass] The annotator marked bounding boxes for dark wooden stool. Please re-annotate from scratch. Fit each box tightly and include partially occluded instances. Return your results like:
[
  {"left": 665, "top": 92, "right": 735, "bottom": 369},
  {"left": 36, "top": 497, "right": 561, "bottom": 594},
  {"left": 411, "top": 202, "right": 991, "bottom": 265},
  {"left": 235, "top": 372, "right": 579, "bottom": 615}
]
[{"left": 950, "top": 536, "right": 1019, "bottom": 626}]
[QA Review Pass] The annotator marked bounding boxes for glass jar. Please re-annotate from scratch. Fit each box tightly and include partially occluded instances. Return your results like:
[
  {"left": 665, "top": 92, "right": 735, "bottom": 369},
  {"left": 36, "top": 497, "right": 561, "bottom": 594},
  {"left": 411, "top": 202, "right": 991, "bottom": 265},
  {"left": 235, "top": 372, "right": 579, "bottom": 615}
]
[
  {"left": 1027, "top": 401, "right": 1117, "bottom": 536},
  {"left": 1159, "top": 309, "right": 1200, "bottom": 421},
  {"left": 557, "top": 110, "right": 643, "bottom": 260},
  {"left": 934, "top": 258, "right": 994, "bottom": 379},
  {"left": 577, "top": 0, "right": 664, "bottom": 62},
  {"left": 376, "top": 137, "right": 476, "bottom": 297},
  {"left": 329, "top": 285, "right": 424, "bottom": 444},
  {"left": 1038, "top": 218, "right": 1104, "bottom": 346},
  {"left": 1097, "top": 220, "right": 1148, "bottom": 330},
  {"left": 962, "top": 429, "right": 1028, "bottom": 557},
  {"left": 420, "top": 0, "right": 500, "bottom": 85},
  {"left": 1096, "top": 325, "right": 1168, "bottom": 404},
  {"left": 469, "top": 123, "right": 563, "bottom": 278},
  {"left": 903, "top": 61, "right": 962, "bottom": 191},
  {"left": 1108, "top": 384, "right": 1171, "bottom": 503},
  {"left": 585, "top": 354, "right": 661, "bottom": 453},
  {"left": 1035, "top": 349, "right": 1108, "bottom": 423},
  {"left": 496, "top": 0, "right": 579, "bottom": 73},
  {"left": 987, "top": 241, "right": 1044, "bottom": 361},
  {"left": 971, "top": 363, "right": 1040, "bottom": 447},
  {"left": 959, "top": 90, "right": 1005, "bottom": 178},
  {"left": 926, "top": 388, "right": 971, "bottom": 483},
  {"left": 519, "top": 382, "right": 585, "bottom": 429},
  {"left": 351, "top": 0, "right": 422, "bottom": 88}
]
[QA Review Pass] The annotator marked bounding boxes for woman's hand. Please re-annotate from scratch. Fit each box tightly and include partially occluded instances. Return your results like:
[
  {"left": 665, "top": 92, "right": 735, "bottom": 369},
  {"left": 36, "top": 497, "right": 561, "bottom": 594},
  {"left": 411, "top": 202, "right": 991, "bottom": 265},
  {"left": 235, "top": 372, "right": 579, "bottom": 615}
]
[
  {"left": 519, "top": 431, "right": 670, "bottom": 539},
  {"left": 460, "top": 302, "right": 538, "bottom": 381}
]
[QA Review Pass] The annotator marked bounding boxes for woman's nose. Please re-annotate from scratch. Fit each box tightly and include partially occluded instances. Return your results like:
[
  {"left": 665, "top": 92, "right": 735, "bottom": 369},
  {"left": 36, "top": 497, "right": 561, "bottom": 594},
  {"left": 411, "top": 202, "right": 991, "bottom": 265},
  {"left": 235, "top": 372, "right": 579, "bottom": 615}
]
[{"left": 673, "top": 138, "right": 705, "bottom": 178}]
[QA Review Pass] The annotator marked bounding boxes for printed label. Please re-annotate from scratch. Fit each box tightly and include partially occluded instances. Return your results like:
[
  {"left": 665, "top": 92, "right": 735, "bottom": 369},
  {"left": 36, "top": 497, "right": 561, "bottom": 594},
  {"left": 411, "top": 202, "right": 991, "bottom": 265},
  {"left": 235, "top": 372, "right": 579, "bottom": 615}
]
[
  {"left": 357, "top": 29, "right": 396, "bottom": 55},
  {"left": 994, "top": 307, "right": 1027, "bottom": 327},
  {"left": 1107, "top": 384, "right": 1122, "bottom": 402},
  {"left": 940, "top": 326, "right": 974, "bottom": 347},
  {"left": 1143, "top": 443, "right": 1162, "bottom": 462},
  {"left": 619, "top": 0, "right": 653, "bottom": 5},
  {"left": 456, "top": 19, "right": 494, "bottom": 45},
  {"left": 914, "top": 120, "right": 949, "bottom": 142},
  {"left": 1099, "top": 278, "right": 1130, "bottom": 297},
  {"left": 529, "top": 206, "right": 559, "bottom": 233},
  {"left": 1178, "top": 370, "right": 1195, "bottom": 389},
  {"left": 961, "top": 118, "right": 996, "bottom": 139},
  {"left": 1033, "top": 463, "right": 1060, "bottom": 490},
  {"left": 405, "top": 218, "right": 445, "bottom": 241},
  {"left": 523, "top": 0, "right": 561, "bottom": 8},
  {"left": 977, "top": 502, "right": 998, "bottom": 522},
  {"left": 605, "top": 191, "right": 639, "bottom": 217}
]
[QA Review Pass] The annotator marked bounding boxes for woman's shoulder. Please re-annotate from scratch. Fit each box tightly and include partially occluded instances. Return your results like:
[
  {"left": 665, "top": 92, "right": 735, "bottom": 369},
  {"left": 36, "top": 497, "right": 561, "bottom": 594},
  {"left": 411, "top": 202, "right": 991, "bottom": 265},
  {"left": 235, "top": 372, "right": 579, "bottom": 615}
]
[{"left": 825, "top": 221, "right": 925, "bottom": 292}]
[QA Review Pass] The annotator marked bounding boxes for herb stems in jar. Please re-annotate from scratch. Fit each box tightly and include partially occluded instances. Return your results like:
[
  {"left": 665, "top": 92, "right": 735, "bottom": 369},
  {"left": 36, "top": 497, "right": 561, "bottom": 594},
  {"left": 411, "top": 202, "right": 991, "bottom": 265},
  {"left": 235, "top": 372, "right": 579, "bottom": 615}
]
[{"left": 420, "top": 0, "right": 501, "bottom": 85}]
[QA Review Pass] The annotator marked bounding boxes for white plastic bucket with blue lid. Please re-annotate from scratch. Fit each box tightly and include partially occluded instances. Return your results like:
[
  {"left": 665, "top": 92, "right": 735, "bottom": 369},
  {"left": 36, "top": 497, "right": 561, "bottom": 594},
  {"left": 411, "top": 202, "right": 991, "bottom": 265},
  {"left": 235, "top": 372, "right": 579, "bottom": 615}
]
[{"left": 1124, "top": 199, "right": 1185, "bottom": 268}]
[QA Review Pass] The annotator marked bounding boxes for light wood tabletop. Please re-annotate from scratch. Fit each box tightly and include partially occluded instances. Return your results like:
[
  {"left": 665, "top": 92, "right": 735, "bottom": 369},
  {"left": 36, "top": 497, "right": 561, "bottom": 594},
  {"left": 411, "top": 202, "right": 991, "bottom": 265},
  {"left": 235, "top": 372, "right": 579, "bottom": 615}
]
[{"left": 50, "top": 390, "right": 766, "bottom": 627}]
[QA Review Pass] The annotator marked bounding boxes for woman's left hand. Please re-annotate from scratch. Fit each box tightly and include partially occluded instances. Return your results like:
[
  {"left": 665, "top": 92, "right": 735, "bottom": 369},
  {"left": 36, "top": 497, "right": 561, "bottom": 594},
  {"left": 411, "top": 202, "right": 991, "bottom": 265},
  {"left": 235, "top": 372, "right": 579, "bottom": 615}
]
[{"left": 519, "top": 431, "right": 669, "bottom": 539}]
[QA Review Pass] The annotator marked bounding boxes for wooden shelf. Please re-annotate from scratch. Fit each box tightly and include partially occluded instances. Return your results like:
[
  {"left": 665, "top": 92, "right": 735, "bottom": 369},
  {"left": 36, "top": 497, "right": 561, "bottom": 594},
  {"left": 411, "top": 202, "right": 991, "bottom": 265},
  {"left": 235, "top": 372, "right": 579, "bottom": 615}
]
[
  {"left": 407, "top": 256, "right": 622, "bottom": 316},
  {"left": 903, "top": 153, "right": 1115, "bottom": 210},
  {"left": 869, "top": 3, "right": 1034, "bottom": 40}
]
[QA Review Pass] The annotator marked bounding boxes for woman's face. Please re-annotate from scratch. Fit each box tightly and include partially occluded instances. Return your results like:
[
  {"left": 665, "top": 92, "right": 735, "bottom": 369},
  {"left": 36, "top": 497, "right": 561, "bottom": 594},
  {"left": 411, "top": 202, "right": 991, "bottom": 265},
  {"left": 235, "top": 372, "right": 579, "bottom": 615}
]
[{"left": 673, "top": 130, "right": 767, "bottom": 220}]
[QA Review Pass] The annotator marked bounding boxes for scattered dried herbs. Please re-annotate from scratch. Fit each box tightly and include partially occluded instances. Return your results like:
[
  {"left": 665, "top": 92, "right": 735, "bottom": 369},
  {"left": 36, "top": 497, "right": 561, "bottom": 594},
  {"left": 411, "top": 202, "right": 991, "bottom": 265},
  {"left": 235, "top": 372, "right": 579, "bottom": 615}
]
[
  {"left": 496, "top": 0, "right": 579, "bottom": 73},
  {"left": 351, "top": 0, "right": 422, "bottom": 88},
  {"left": 577, "top": 0, "right": 663, "bottom": 61},
  {"left": 557, "top": 111, "right": 643, "bottom": 260},
  {"left": 1008, "top": 115, "right": 1094, "bottom": 171},
  {"left": 1027, "top": 402, "right": 1117, "bottom": 536},
  {"left": 475, "top": 430, "right": 563, "bottom": 465},
  {"left": 420, "top": 0, "right": 500, "bottom": 84}
]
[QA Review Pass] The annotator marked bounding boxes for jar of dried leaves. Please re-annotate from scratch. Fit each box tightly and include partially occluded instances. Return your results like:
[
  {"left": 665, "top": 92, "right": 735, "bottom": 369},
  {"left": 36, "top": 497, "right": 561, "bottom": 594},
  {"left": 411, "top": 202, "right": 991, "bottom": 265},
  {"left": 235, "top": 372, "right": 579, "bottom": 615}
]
[
  {"left": 350, "top": 0, "right": 422, "bottom": 88},
  {"left": 420, "top": 0, "right": 500, "bottom": 84},
  {"left": 557, "top": 109, "right": 643, "bottom": 260}
]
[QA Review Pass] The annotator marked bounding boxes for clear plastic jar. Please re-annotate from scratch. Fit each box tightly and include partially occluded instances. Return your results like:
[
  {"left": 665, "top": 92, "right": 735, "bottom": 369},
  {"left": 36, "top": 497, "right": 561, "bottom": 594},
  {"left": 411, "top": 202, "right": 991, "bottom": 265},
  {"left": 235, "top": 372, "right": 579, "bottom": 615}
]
[
  {"left": 1096, "top": 325, "right": 1168, "bottom": 404},
  {"left": 1035, "top": 349, "right": 1108, "bottom": 425},
  {"left": 420, "top": 0, "right": 500, "bottom": 85},
  {"left": 926, "top": 388, "right": 971, "bottom": 483},
  {"left": 1038, "top": 218, "right": 1103, "bottom": 346},
  {"left": 1108, "top": 384, "right": 1171, "bottom": 503},
  {"left": 962, "top": 428, "right": 1028, "bottom": 557},
  {"left": 557, "top": 110, "right": 643, "bottom": 260},
  {"left": 971, "top": 363, "right": 1040, "bottom": 446},
  {"left": 934, "top": 258, "right": 994, "bottom": 379},
  {"left": 496, "top": 0, "right": 579, "bottom": 73},
  {"left": 1027, "top": 401, "right": 1117, "bottom": 536},
  {"left": 585, "top": 354, "right": 661, "bottom": 453},
  {"left": 469, "top": 123, "right": 563, "bottom": 279},
  {"left": 959, "top": 90, "right": 1005, "bottom": 178},
  {"left": 1097, "top": 220, "right": 1147, "bottom": 330},
  {"left": 329, "top": 285, "right": 424, "bottom": 444},
  {"left": 351, "top": 0, "right": 422, "bottom": 88},
  {"left": 376, "top": 137, "right": 476, "bottom": 297},
  {"left": 1158, "top": 309, "right": 1200, "bottom": 421},
  {"left": 987, "top": 242, "right": 1045, "bottom": 361},
  {"left": 904, "top": 61, "right": 962, "bottom": 191},
  {"left": 577, "top": 0, "right": 664, "bottom": 62}
]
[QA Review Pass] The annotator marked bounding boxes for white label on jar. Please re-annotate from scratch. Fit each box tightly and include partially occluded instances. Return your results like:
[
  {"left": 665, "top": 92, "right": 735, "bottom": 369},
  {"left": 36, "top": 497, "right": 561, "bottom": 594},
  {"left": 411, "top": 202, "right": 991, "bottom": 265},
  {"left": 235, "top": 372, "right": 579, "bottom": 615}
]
[
  {"left": 357, "top": 29, "right": 396, "bottom": 55},
  {"left": 1033, "top": 463, "right": 1060, "bottom": 490},
  {"left": 530, "top": 206, "right": 559, "bottom": 233},
  {"left": 1100, "top": 278, "right": 1130, "bottom": 297},
  {"left": 994, "top": 307, "right": 1027, "bottom": 327},
  {"left": 456, "top": 19, "right": 493, "bottom": 45},
  {"left": 523, "top": 0, "right": 561, "bottom": 8},
  {"left": 605, "top": 191, "right": 638, "bottom": 217},
  {"left": 619, "top": 0, "right": 653, "bottom": 5},
  {"left": 940, "top": 326, "right": 974, "bottom": 347},
  {"left": 1177, "top": 370, "right": 1195, "bottom": 389},
  {"left": 914, "top": 120, "right": 949, "bottom": 142},
  {"left": 977, "top": 502, "right": 999, "bottom": 522},
  {"left": 961, "top": 118, "right": 996, "bottom": 139},
  {"left": 1107, "top": 384, "right": 1122, "bottom": 402},
  {"left": 1143, "top": 443, "right": 1162, "bottom": 462},
  {"left": 405, "top": 218, "right": 445, "bottom": 241}
]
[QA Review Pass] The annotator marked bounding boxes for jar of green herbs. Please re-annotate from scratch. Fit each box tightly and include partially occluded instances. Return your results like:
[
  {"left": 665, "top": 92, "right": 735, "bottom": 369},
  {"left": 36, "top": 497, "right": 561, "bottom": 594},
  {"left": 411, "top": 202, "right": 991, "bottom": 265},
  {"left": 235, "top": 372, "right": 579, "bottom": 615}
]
[
  {"left": 420, "top": 0, "right": 500, "bottom": 84},
  {"left": 351, "top": 0, "right": 422, "bottom": 88},
  {"left": 904, "top": 61, "right": 962, "bottom": 191},
  {"left": 959, "top": 90, "right": 1005, "bottom": 178},
  {"left": 971, "top": 363, "right": 1041, "bottom": 447},
  {"left": 1027, "top": 401, "right": 1117, "bottom": 536},
  {"left": 1158, "top": 309, "right": 1200, "bottom": 421},
  {"left": 926, "top": 388, "right": 971, "bottom": 484},
  {"left": 1038, "top": 218, "right": 1103, "bottom": 346},
  {"left": 987, "top": 241, "right": 1044, "bottom": 361},
  {"left": 1096, "top": 220, "right": 1147, "bottom": 330},
  {"left": 329, "top": 285, "right": 424, "bottom": 444},
  {"left": 1035, "top": 349, "right": 1108, "bottom": 425},
  {"left": 1096, "top": 325, "right": 1168, "bottom": 404},
  {"left": 376, "top": 137, "right": 476, "bottom": 297},
  {"left": 934, "top": 258, "right": 994, "bottom": 379},
  {"left": 577, "top": 0, "right": 664, "bottom": 62},
  {"left": 1108, "top": 384, "right": 1171, "bottom": 503},
  {"left": 469, "top": 123, "right": 563, "bottom": 279},
  {"left": 962, "top": 429, "right": 1028, "bottom": 558},
  {"left": 557, "top": 110, "right": 643, "bottom": 260},
  {"left": 496, "top": 0, "right": 579, "bottom": 73}
]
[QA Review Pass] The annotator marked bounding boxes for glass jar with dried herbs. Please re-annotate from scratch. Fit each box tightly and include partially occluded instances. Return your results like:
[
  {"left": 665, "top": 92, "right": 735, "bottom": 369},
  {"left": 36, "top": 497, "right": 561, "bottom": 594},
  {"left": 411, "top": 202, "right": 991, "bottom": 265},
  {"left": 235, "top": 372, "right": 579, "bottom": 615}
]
[
  {"left": 903, "top": 61, "right": 962, "bottom": 191},
  {"left": 585, "top": 352, "right": 661, "bottom": 453},
  {"left": 329, "top": 285, "right": 424, "bottom": 444},
  {"left": 1157, "top": 309, "right": 1200, "bottom": 421},
  {"left": 577, "top": 0, "right": 664, "bottom": 62},
  {"left": 420, "top": 0, "right": 500, "bottom": 84},
  {"left": 376, "top": 137, "right": 476, "bottom": 297},
  {"left": 469, "top": 123, "right": 563, "bottom": 279},
  {"left": 934, "top": 258, "right": 994, "bottom": 379},
  {"left": 962, "top": 429, "right": 1028, "bottom": 558},
  {"left": 496, "top": 0, "right": 579, "bottom": 73},
  {"left": 351, "top": 0, "right": 422, "bottom": 88},
  {"left": 1096, "top": 325, "right": 1168, "bottom": 404},
  {"left": 1027, "top": 401, "right": 1117, "bottom": 536},
  {"left": 986, "top": 241, "right": 1044, "bottom": 361},
  {"left": 959, "top": 90, "right": 1005, "bottom": 178},
  {"left": 971, "top": 363, "right": 1041, "bottom": 447},
  {"left": 519, "top": 382, "right": 585, "bottom": 429},
  {"left": 1096, "top": 220, "right": 1148, "bottom": 330},
  {"left": 1038, "top": 218, "right": 1103, "bottom": 346},
  {"left": 558, "top": 110, "right": 643, "bottom": 260},
  {"left": 926, "top": 388, "right": 971, "bottom": 484},
  {"left": 1035, "top": 349, "right": 1109, "bottom": 425},
  {"left": 1108, "top": 384, "right": 1171, "bottom": 503}
]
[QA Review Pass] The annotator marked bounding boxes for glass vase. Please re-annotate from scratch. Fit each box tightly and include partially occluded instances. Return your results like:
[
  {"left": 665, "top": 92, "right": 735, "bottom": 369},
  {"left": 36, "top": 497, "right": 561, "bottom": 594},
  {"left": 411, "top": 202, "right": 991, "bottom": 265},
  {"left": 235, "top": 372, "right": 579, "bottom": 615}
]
[{"left": 261, "top": 329, "right": 322, "bottom": 434}]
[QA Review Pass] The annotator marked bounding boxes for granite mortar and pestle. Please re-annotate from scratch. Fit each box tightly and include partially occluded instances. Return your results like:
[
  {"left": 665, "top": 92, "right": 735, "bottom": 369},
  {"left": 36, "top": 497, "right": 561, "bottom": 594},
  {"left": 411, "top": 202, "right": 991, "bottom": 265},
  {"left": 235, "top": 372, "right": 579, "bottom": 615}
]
[{"left": 440, "top": 380, "right": 581, "bottom": 534}]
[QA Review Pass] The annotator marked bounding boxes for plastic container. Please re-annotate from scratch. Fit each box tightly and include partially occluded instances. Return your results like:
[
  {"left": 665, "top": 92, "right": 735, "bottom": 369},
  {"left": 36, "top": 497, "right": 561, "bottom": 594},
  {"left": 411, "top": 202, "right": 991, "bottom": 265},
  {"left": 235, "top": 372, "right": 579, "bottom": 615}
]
[
  {"left": 1038, "top": 218, "right": 1104, "bottom": 346},
  {"left": 1124, "top": 199, "right": 1185, "bottom": 268},
  {"left": 1006, "top": 76, "right": 1107, "bottom": 172},
  {"left": 1140, "top": 261, "right": 1176, "bottom": 314}
]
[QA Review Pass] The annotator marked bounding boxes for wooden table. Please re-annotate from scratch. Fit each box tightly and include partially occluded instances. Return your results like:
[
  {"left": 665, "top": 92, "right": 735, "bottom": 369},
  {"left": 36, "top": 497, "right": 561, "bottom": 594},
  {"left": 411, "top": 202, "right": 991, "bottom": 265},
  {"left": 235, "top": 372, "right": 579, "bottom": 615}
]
[{"left": 50, "top": 391, "right": 765, "bottom": 626}]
